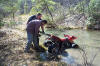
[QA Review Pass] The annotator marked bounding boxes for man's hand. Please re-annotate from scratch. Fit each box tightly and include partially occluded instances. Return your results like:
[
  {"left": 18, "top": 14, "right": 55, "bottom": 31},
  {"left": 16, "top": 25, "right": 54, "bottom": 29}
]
[
  {"left": 40, "top": 31, "right": 45, "bottom": 34},
  {"left": 38, "top": 34, "right": 41, "bottom": 37},
  {"left": 42, "top": 31, "right": 45, "bottom": 34}
]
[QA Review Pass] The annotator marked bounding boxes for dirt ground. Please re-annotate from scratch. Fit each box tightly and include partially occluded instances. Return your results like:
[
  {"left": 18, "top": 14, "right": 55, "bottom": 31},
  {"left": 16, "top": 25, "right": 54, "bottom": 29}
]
[{"left": 0, "top": 27, "right": 68, "bottom": 66}]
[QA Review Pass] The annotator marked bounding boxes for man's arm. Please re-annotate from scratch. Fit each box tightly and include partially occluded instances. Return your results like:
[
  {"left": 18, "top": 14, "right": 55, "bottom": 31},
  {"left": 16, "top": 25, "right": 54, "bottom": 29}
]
[
  {"left": 41, "top": 25, "right": 45, "bottom": 33},
  {"left": 27, "top": 21, "right": 29, "bottom": 24}
]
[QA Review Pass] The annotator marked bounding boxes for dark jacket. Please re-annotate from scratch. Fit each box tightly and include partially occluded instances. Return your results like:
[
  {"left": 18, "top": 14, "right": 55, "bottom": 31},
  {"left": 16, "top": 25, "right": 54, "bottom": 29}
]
[{"left": 27, "top": 15, "right": 42, "bottom": 24}]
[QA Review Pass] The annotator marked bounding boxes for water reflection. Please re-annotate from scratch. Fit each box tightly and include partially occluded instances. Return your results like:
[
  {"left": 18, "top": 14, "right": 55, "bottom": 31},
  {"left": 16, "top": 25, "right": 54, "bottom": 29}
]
[
  {"left": 40, "top": 52, "right": 47, "bottom": 60},
  {"left": 40, "top": 51, "right": 75, "bottom": 65},
  {"left": 61, "top": 52, "right": 75, "bottom": 65}
]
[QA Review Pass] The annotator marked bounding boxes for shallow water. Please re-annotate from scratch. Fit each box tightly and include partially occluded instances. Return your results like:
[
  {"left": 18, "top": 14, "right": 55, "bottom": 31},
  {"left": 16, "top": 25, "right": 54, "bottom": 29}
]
[
  {"left": 46, "top": 29, "right": 100, "bottom": 46},
  {"left": 40, "top": 29, "right": 100, "bottom": 66}
]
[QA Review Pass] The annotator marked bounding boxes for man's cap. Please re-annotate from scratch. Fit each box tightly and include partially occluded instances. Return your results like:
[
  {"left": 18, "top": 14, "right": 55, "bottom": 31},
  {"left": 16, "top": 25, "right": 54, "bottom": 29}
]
[{"left": 37, "top": 13, "right": 42, "bottom": 16}]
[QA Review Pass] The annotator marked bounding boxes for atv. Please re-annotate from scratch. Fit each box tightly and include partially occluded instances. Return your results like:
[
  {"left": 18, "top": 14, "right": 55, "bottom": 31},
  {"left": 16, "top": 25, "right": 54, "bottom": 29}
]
[{"left": 43, "top": 34, "right": 79, "bottom": 60}]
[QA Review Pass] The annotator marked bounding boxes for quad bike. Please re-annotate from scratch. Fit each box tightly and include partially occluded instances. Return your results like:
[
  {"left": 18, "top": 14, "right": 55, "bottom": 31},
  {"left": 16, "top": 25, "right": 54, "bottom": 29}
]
[{"left": 43, "top": 34, "right": 79, "bottom": 60}]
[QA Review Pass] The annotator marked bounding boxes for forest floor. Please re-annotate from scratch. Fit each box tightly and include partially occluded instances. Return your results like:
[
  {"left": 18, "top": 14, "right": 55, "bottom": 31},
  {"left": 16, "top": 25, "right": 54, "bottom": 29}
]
[{"left": 0, "top": 21, "right": 67, "bottom": 66}]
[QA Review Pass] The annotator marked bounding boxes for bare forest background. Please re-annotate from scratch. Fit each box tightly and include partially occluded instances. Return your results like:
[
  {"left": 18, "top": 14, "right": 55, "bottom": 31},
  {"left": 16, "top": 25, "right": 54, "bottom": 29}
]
[{"left": 0, "top": 0, "right": 100, "bottom": 29}]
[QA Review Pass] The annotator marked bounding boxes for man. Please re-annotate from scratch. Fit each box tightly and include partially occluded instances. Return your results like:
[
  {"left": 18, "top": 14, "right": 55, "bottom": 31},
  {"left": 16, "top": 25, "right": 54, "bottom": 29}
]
[
  {"left": 27, "top": 13, "right": 42, "bottom": 24},
  {"left": 25, "top": 20, "right": 47, "bottom": 52}
]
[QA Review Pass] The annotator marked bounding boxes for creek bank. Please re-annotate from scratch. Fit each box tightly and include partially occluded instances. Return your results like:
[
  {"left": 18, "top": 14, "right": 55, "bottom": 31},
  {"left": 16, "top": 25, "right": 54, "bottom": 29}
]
[
  {"left": 47, "top": 14, "right": 87, "bottom": 29},
  {"left": 47, "top": 14, "right": 100, "bottom": 30},
  {"left": 87, "top": 22, "right": 100, "bottom": 30}
]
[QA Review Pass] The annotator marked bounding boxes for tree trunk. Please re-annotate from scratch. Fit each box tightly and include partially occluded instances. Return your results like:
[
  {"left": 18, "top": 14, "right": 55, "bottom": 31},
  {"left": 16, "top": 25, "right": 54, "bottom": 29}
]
[
  {"left": 12, "top": 12, "right": 15, "bottom": 20},
  {"left": 44, "top": 0, "right": 54, "bottom": 21}
]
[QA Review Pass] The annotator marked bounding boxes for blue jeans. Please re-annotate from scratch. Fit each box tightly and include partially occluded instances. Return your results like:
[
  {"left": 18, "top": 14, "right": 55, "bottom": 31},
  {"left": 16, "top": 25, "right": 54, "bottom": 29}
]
[{"left": 25, "top": 32, "right": 39, "bottom": 51}]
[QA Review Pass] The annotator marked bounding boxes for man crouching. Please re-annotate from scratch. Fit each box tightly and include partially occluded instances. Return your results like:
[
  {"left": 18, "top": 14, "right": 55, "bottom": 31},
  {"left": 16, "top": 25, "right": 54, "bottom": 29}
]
[{"left": 25, "top": 20, "right": 47, "bottom": 53}]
